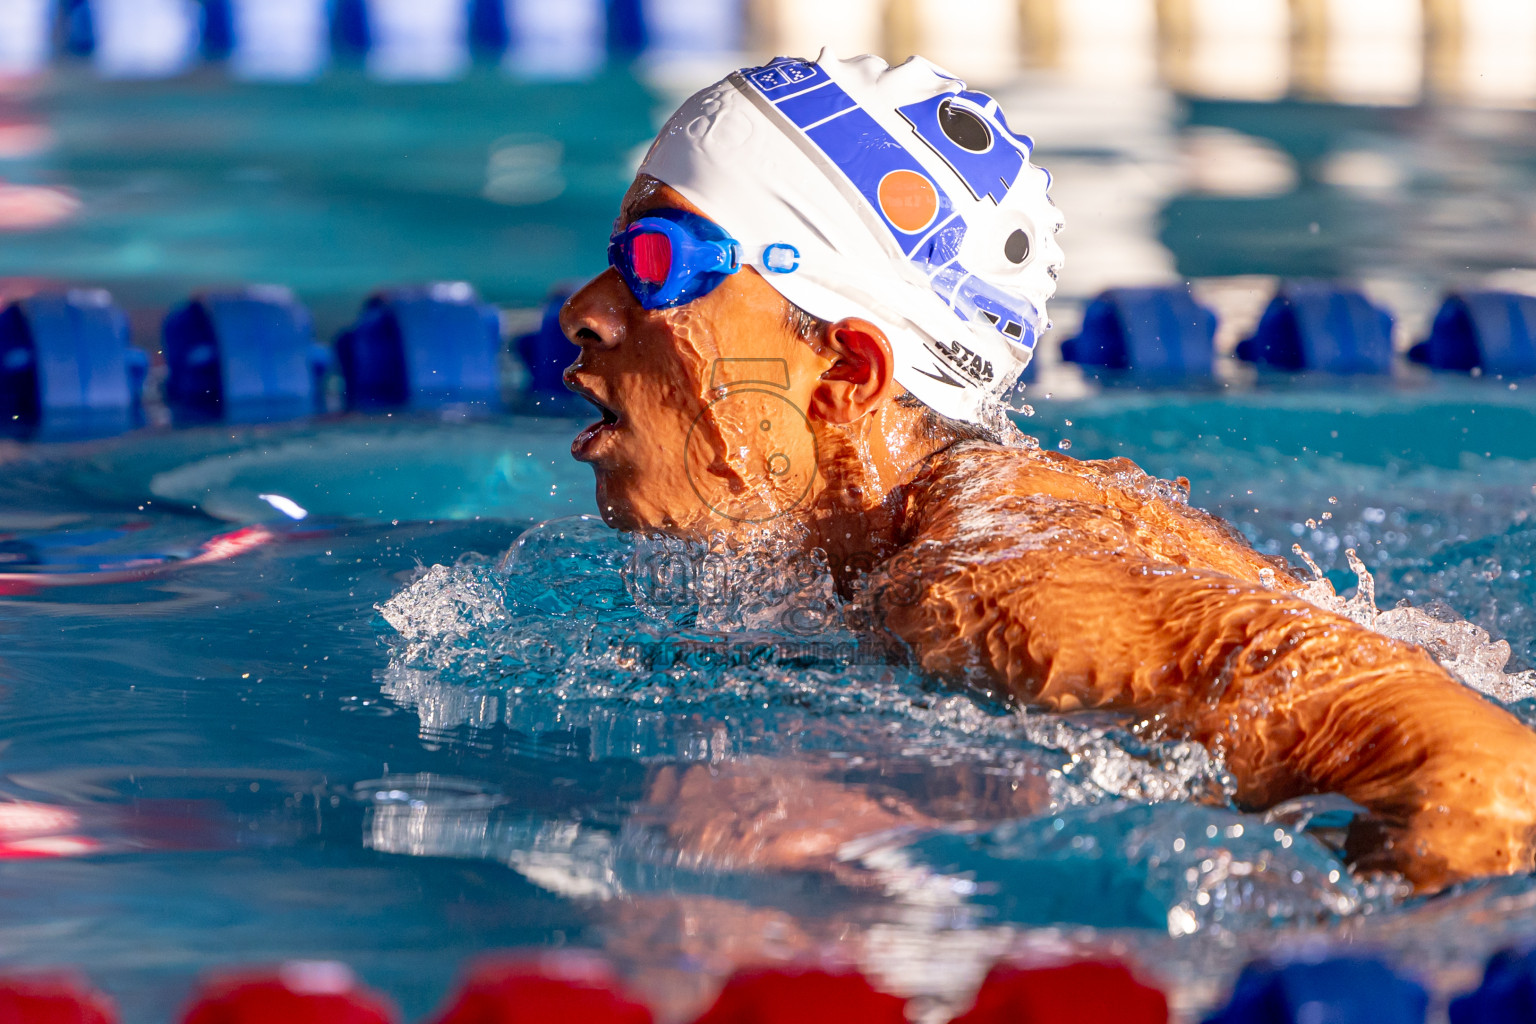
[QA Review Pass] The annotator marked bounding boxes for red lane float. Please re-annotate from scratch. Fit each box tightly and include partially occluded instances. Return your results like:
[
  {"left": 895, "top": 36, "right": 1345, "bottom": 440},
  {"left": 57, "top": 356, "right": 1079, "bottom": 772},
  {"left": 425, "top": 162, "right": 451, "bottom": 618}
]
[
  {"left": 429, "top": 953, "right": 651, "bottom": 1024},
  {"left": 0, "top": 973, "right": 116, "bottom": 1024},
  {"left": 20, "top": 945, "right": 1524, "bottom": 1023},
  {"left": 0, "top": 526, "right": 275, "bottom": 597},
  {"left": 691, "top": 968, "right": 907, "bottom": 1024},
  {"left": 0, "top": 182, "right": 80, "bottom": 231},
  {"left": 949, "top": 959, "right": 1168, "bottom": 1024},
  {"left": 0, "top": 802, "right": 99, "bottom": 860},
  {"left": 179, "top": 962, "right": 396, "bottom": 1024}
]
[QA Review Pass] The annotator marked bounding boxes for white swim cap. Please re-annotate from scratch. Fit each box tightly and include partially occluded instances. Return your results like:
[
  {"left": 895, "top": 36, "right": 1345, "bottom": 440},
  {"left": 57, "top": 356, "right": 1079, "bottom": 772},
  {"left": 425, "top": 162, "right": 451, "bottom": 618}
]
[{"left": 640, "top": 50, "right": 1064, "bottom": 425}]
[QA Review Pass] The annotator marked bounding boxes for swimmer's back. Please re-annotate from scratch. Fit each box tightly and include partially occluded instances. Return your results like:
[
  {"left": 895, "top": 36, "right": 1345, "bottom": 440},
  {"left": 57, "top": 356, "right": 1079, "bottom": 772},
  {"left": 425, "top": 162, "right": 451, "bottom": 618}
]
[
  {"left": 873, "top": 437, "right": 1536, "bottom": 891},
  {"left": 895, "top": 439, "right": 1300, "bottom": 590}
]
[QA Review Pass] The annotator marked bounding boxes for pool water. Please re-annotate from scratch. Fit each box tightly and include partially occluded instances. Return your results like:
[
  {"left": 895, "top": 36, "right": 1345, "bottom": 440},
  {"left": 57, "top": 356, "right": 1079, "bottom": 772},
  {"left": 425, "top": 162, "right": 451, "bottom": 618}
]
[
  {"left": 6, "top": 51, "right": 1536, "bottom": 1024},
  {"left": 0, "top": 67, "right": 657, "bottom": 331},
  {"left": 4, "top": 383, "right": 1536, "bottom": 1023}
]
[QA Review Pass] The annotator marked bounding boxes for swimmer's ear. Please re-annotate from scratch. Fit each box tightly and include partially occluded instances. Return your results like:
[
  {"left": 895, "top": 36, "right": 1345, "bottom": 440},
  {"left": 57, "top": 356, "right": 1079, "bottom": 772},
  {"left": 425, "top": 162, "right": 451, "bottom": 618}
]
[{"left": 809, "top": 318, "right": 899, "bottom": 424}]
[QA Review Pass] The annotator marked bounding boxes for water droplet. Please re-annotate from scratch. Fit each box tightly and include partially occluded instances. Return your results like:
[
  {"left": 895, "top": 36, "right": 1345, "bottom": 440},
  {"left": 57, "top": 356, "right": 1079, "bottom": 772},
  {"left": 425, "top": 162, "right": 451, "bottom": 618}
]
[{"left": 1057, "top": 438, "right": 1072, "bottom": 451}]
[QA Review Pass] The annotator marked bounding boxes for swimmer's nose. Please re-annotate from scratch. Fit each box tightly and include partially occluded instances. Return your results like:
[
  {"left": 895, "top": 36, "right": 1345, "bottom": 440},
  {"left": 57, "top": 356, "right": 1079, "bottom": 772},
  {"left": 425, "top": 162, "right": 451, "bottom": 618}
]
[{"left": 559, "top": 270, "right": 627, "bottom": 352}]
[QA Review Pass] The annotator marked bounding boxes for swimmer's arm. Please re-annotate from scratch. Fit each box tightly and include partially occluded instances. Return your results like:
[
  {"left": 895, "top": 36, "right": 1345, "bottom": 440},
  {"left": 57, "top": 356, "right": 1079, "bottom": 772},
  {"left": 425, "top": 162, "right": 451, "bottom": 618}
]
[{"left": 876, "top": 539, "right": 1536, "bottom": 891}]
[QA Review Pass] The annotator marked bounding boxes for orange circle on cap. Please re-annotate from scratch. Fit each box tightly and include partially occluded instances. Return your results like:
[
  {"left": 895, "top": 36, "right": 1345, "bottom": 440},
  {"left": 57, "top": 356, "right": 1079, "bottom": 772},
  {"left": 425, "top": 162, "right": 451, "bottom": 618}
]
[{"left": 877, "top": 169, "right": 939, "bottom": 233}]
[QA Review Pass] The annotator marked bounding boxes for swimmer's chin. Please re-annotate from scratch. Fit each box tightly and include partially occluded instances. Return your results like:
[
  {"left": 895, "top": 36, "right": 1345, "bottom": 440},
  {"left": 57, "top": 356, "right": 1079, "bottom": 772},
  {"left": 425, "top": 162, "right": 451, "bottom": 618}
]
[
  {"left": 588, "top": 473, "right": 651, "bottom": 534},
  {"left": 588, "top": 479, "right": 713, "bottom": 539},
  {"left": 602, "top": 505, "right": 699, "bottom": 538}
]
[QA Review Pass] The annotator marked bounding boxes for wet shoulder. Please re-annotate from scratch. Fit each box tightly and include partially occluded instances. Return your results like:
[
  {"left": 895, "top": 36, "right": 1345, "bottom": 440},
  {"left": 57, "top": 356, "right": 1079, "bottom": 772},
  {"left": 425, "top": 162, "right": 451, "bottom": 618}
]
[
  {"left": 897, "top": 439, "right": 1297, "bottom": 586},
  {"left": 900, "top": 440, "right": 1174, "bottom": 518}
]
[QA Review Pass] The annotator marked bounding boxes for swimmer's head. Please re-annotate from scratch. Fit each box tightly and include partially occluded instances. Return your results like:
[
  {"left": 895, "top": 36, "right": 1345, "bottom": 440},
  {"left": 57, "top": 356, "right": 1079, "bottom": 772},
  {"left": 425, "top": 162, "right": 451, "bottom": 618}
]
[
  {"left": 562, "top": 52, "right": 1062, "bottom": 535},
  {"left": 641, "top": 50, "right": 1064, "bottom": 425},
  {"left": 562, "top": 177, "right": 894, "bottom": 533}
]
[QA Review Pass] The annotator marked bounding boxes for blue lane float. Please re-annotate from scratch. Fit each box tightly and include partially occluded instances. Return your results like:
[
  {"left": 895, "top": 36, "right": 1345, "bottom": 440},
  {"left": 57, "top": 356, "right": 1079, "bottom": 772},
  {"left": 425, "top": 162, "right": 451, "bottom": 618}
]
[
  {"left": 199, "top": 0, "right": 235, "bottom": 61},
  {"left": 1235, "top": 283, "right": 1395, "bottom": 374},
  {"left": 59, "top": 0, "right": 95, "bottom": 57},
  {"left": 326, "top": 0, "right": 631, "bottom": 81},
  {"left": 0, "top": 289, "right": 146, "bottom": 440},
  {"left": 329, "top": 0, "right": 371, "bottom": 59},
  {"left": 1451, "top": 946, "right": 1536, "bottom": 1024},
  {"left": 468, "top": 0, "right": 512, "bottom": 55},
  {"left": 1204, "top": 956, "right": 1427, "bottom": 1024},
  {"left": 54, "top": 0, "right": 741, "bottom": 82},
  {"left": 335, "top": 282, "right": 502, "bottom": 412},
  {"left": 1059, "top": 286, "right": 1217, "bottom": 382},
  {"left": 199, "top": 0, "right": 334, "bottom": 80},
  {"left": 61, "top": 0, "right": 202, "bottom": 78},
  {"left": 511, "top": 287, "right": 584, "bottom": 415},
  {"left": 606, "top": 0, "right": 649, "bottom": 57},
  {"left": 163, "top": 286, "right": 329, "bottom": 425},
  {"left": 1408, "top": 291, "right": 1536, "bottom": 377}
]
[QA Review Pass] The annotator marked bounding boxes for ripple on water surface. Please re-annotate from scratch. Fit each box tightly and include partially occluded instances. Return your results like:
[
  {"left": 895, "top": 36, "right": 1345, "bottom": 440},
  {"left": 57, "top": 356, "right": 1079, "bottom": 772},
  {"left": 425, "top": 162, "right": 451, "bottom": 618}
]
[
  {"left": 371, "top": 510, "right": 1536, "bottom": 1015},
  {"left": 4, "top": 395, "right": 1536, "bottom": 1021}
]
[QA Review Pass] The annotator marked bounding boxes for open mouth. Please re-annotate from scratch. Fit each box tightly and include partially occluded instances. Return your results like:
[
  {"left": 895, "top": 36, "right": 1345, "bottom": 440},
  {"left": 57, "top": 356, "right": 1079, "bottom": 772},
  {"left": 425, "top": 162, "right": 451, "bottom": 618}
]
[{"left": 570, "top": 388, "right": 623, "bottom": 461}]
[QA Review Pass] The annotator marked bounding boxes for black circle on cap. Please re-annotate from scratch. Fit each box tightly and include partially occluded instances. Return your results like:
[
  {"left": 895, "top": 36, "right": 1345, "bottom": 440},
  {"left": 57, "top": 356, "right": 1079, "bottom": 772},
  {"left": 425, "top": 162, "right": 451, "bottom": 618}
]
[
  {"left": 1005, "top": 229, "right": 1030, "bottom": 264},
  {"left": 937, "top": 99, "right": 991, "bottom": 153}
]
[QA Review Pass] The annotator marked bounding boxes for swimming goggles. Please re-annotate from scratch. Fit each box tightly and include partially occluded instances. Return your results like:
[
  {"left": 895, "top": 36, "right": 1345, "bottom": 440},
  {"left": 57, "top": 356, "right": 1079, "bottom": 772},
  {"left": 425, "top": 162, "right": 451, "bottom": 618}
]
[
  {"left": 607, "top": 209, "right": 742, "bottom": 309},
  {"left": 608, "top": 209, "right": 801, "bottom": 310}
]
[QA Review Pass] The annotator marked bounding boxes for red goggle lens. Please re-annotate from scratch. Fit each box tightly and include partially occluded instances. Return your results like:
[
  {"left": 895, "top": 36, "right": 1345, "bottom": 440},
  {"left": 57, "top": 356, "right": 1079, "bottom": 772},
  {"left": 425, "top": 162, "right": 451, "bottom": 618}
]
[{"left": 629, "top": 232, "right": 672, "bottom": 285}]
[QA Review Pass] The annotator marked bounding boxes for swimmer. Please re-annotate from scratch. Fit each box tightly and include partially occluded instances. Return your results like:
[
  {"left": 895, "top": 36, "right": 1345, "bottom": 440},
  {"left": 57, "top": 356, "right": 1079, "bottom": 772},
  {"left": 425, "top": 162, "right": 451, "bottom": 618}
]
[{"left": 560, "top": 51, "right": 1536, "bottom": 892}]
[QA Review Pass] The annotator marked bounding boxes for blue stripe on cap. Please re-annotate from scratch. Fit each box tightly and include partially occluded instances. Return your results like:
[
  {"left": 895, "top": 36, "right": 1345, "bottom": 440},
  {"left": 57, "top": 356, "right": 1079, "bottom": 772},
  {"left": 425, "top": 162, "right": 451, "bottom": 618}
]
[
  {"left": 741, "top": 59, "right": 1036, "bottom": 353},
  {"left": 773, "top": 82, "right": 859, "bottom": 130},
  {"left": 914, "top": 215, "right": 967, "bottom": 269},
  {"left": 801, "top": 106, "right": 951, "bottom": 249},
  {"left": 954, "top": 274, "right": 1038, "bottom": 351},
  {"left": 895, "top": 93, "right": 1028, "bottom": 205},
  {"left": 747, "top": 65, "right": 949, "bottom": 252}
]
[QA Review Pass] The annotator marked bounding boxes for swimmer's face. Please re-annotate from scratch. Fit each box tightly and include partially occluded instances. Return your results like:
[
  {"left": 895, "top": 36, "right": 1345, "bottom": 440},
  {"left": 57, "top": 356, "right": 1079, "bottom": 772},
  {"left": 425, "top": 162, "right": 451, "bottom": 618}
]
[{"left": 561, "top": 177, "right": 836, "bottom": 534}]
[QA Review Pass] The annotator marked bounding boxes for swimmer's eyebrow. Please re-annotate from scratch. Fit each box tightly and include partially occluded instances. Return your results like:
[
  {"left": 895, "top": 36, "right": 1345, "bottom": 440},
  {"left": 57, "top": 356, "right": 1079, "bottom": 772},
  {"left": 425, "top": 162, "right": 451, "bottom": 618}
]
[
  {"left": 615, "top": 195, "right": 680, "bottom": 231},
  {"left": 614, "top": 177, "right": 694, "bottom": 231}
]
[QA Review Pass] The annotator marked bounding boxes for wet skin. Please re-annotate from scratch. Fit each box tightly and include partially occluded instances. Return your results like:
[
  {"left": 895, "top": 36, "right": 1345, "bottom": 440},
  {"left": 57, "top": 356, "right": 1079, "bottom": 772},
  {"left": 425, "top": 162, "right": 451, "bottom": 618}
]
[{"left": 563, "top": 176, "right": 1536, "bottom": 893}]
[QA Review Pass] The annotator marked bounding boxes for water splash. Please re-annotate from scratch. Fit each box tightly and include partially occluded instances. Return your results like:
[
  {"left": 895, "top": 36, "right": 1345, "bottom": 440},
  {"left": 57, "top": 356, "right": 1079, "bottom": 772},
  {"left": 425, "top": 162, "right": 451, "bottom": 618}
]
[
  {"left": 366, "top": 515, "right": 1393, "bottom": 941},
  {"left": 1292, "top": 545, "right": 1536, "bottom": 704},
  {"left": 623, "top": 530, "right": 841, "bottom": 635},
  {"left": 853, "top": 802, "right": 1368, "bottom": 936},
  {"left": 376, "top": 517, "right": 1238, "bottom": 809}
]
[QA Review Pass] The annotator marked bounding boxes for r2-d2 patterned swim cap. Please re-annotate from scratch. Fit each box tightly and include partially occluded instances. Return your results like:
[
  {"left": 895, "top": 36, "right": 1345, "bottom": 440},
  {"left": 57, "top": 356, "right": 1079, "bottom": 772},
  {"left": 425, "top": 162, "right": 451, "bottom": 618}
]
[{"left": 641, "top": 49, "right": 1064, "bottom": 425}]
